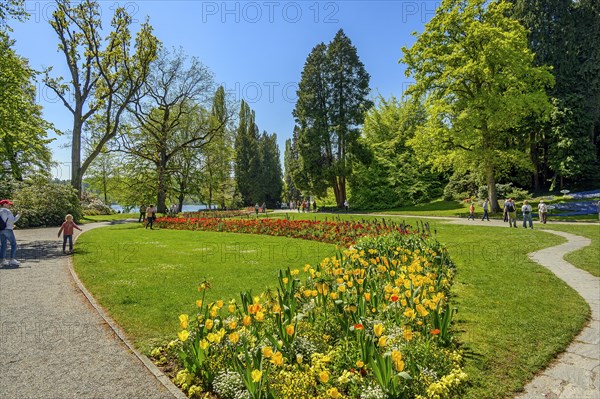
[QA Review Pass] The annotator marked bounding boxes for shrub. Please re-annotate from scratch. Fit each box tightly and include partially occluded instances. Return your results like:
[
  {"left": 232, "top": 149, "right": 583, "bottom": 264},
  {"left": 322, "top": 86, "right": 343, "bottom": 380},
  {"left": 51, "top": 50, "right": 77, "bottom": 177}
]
[
  {"left": 477, "top": 183, "right": 530, "bottom": 201},
  {"left": 81, "top": 191, "right": 113, "bottom": 215},
  {"left": 12, "top": 181, "right": 82, "bottom": 227},
  {"left": 443, "top": 172, "right": 479, "bottom": 201}
]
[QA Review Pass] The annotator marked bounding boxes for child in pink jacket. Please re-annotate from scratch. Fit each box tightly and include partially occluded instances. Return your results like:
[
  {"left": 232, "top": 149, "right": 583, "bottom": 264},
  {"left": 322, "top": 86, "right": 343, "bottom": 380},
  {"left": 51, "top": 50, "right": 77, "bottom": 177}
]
[{"left": 58, "top": 214, "right": 82, "bottom": 254}]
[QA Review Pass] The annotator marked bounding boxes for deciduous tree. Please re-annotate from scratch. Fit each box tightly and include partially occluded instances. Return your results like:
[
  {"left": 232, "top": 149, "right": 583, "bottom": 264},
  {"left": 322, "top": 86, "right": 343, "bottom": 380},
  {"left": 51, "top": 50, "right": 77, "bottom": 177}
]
[{"left": 402, "top": 0, "right": 554, "bottom": 211}]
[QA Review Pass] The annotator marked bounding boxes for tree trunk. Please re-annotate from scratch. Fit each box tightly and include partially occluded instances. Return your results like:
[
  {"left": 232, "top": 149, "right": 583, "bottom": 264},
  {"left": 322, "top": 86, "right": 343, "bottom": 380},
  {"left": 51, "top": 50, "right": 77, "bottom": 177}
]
[
  {"left": 530, "top": 130, "right": 540, "bottom": 192},
  {"left": 486, "top": 165, "right": 500, "bottom": 212},
  {"left": 71, "top": 116, "right": 83, "bottom": 197},
  {"left": 177, "top": 194, "right": 185, "bottom": 213},
  {"left": 157, "top": 161, "right": 167, "bottom": 214}
]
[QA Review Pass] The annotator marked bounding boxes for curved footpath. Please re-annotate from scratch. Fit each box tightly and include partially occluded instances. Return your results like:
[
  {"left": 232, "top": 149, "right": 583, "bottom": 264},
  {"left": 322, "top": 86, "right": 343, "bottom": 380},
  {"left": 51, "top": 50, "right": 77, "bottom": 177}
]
[
  {"left": 447, "top": 218, "right": 599, "bottom": 398},
  {"left": 0, "top": 221, "right": 182, "bottom": 399},
  {"left": 1, "top": 216, "right": 598, "bottom": 398}
]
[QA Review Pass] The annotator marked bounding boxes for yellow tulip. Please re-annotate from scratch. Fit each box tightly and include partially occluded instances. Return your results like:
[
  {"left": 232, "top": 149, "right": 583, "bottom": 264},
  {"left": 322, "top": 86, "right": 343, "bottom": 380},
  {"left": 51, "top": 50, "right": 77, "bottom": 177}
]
[
  {"left": 216, "top": 300, "right": 224, "bottom": 308},
  {"left": 177, "top": 330, "right": 189, "bottom": 342},
  {"left": 373, "top": 323, "right": 384, "bottom": 337},
  {"left": 179, "top": 314, "right": 189, "bottom": 330},
  {"left": 199, "top": 339, "right": 209, "bottom": 350},
  {"left": 229, "top": 332, "right": 240, "bottom": 344},
  {"left": 255, "top": 311, "right": 265, "bottom": 322},
  {"left": 195, "top": 299, "right": 203, "bottom": 308},
  {"left": 285, "top": 324, "right": 295, "bottom": 336},
  {"left": 319, "top": 371, "right": 330, "bottom": 383},
  {"left": 243, "top": 315, "right": 252, "bottom": 326},
  {"left": 205, "top": 319, "right": 214, "bottom": 330},
  {"left": 356, "top": 360, "right": 364, "bottom": 368},
  {"left": 327, "top": 387, "right": 341, "bottom": 398}
]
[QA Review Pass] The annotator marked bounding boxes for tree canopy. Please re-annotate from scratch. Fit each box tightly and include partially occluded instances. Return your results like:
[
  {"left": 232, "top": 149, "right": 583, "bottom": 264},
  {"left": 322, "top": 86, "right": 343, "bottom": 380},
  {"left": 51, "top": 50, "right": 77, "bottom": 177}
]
[{"left": 402, "top": 0, "right": 554, "bottom": 211}]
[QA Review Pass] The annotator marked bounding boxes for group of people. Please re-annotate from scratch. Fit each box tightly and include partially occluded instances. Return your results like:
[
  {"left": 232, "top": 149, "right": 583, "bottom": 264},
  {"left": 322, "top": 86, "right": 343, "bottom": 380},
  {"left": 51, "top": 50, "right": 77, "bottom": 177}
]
[
  {"left": 467, "top": 198, "right": 550, "bottom": 228},
  {"left": 139, "top": 204, "right": 158, "bottom": 229},
  {"left": 1, "top": 199, "right": 83, "bottom": 267},
  {"left": 288, "top": 200, "right": 318, "bottom": 213}
]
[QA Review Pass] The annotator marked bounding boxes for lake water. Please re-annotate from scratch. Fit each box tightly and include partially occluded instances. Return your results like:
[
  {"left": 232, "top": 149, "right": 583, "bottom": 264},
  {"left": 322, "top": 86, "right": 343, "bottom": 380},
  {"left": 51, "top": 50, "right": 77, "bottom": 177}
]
[{"left": 110, "top": 204, "right": 210, "bottom": 213}]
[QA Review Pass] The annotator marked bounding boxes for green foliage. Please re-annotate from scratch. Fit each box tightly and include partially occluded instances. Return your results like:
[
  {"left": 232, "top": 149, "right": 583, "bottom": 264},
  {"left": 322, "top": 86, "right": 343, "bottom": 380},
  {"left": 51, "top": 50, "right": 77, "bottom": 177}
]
[
  {"left": 234, "top": 101, "right": 283, "bottom": 207},
  {"left": 402, "top": 0, "right": 554, "bottom": 210},
  {"left": 12, "top": 180, "right": 82, "bottom": 227},
  {"left": 442, "top": 172, "right": 480, "bottom": 201},
  {"left": 477, "top": 183, "right": 529, "bottom": 201},
  {"left": 293, "top": 29, "right": 372, "bottom": 207},
  {"left": 509, "top": 0, "right": 600, "bottom": 189},
  {"left": 0, "top": 32, "right": 54, "bottom": 181},
  {"left": 235, "top": 100, "right": 262, "bottom": 205},
  {"left": 349, "top": 97, "right": 444, "bottom": 209}
]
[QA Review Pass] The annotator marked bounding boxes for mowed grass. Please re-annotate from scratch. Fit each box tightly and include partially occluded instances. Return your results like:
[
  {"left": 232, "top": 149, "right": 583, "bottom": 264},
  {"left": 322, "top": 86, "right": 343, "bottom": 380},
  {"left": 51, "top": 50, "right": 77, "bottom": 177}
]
[
  {"left": 73, "top": 215, "right": 591, "bottom": 398},
  {"left": 81, "top": 213, "right": 138, "bottom": 223},
  {"left": 73, "top": 223, "right": 336, "bottom": 351},
  {"left": 541, "top": 223, "right": 600, "bottom": 277}
]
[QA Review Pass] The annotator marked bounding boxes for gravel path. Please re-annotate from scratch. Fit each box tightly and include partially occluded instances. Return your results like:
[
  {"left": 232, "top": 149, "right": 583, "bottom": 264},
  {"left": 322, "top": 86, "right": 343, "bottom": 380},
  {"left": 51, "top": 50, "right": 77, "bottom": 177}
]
[{"left": 0, "top": 222, "right": 177, "bottom": 399}]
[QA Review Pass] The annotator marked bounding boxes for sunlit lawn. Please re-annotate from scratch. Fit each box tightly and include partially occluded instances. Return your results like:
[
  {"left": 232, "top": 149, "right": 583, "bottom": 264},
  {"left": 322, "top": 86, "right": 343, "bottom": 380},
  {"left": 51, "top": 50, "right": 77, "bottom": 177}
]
[
  {"left": 74, "top": 214, "right": 591, "bottom": 398},
  {"left": 73, "top": 224, "right": 336, "bottom": 352}
]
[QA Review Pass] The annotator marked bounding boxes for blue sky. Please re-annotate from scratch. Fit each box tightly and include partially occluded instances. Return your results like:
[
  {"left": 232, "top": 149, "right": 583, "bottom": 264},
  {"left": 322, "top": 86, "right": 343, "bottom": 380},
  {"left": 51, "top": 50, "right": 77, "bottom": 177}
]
[{"left": 10, "top": 1, "right": 438, "bottom": 179}]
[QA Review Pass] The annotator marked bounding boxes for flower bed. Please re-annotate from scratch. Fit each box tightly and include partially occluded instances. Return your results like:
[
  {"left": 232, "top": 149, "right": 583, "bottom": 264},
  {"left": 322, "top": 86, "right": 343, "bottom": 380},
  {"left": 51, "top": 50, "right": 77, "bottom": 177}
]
[
  {"left": 155, "top": 217, "right": 418, "bottom": 247},
  {"left": 151, "top": 231, "right": 466, "bottom": 399},
  {"left": 182, "top": 210, "right": 254, "bottom": 219}
]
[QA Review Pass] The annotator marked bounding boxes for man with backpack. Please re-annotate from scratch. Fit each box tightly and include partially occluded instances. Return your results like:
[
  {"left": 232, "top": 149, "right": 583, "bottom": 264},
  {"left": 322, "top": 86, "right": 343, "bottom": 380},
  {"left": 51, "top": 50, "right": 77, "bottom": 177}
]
[
  {"left": 0, "top": 199, "right": 21, "bottom": 267},
  {"left": 505, "top": 198, "right": 517, "bottom": 228}
]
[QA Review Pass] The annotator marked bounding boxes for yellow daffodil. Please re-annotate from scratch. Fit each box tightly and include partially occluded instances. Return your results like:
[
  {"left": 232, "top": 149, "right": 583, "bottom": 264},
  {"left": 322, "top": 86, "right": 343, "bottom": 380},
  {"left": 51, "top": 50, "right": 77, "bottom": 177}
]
[
  {"left": 251, "top": 369, "right": 262, "bottom": 382},
  {"left": 262, "top": 346, "right": 273, "bottom": 358},
  {"left": 199, "top": 339, "right": 209, "bottom": 350},
  {"left": 243, "top": 315, "right": 252, "bottom": 326},
  {"left": 271, "top": 351, "right": 284, "bottom": 366},
  {"left": 356, "top": 360, "right": 364, "bottom": 368},
  {"left": 327, "top": 387, "right": 341, "bottom": 398},
  {"left": 373, "top": 323, "right": 384, "bottom": 337},
  {"left": 195, "top": 299, "right": 203, "bottom": 308}
]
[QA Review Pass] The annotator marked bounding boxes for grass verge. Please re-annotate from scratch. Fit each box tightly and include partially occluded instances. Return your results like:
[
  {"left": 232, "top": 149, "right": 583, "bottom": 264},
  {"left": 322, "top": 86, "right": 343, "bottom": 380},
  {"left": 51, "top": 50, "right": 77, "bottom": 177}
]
[{"left": 73, "top": 223, "right": 336, "bottom": 352}]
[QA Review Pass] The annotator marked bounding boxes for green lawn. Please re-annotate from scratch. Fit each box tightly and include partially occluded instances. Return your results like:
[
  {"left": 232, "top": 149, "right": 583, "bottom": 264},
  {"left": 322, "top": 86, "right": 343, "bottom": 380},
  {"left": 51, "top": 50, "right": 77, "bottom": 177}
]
[
  {"left": 73, "top": 224, "right": 336, "bottom": 351},
  {"left": 73, "top": 216, "right": 590, "bottom": 399},
  {"left": 81, "top": 212, "right": 138, "bottom": 223}
]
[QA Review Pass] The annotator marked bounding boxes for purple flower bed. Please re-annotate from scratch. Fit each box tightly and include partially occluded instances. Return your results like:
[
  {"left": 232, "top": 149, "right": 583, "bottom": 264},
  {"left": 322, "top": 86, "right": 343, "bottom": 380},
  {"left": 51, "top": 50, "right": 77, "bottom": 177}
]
[
  {"left": 549, "top": 201, "right": 600, "bottom": 216},
  {"left": 570, "top": 190, "right": 600, "bottom": 200}
]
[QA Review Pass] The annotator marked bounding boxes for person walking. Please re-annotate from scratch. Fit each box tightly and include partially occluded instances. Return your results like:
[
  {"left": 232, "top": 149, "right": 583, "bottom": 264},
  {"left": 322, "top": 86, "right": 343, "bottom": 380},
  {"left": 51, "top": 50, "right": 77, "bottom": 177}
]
[
  {"left": 0, "top": 199, "right": 21, "bottom": 267},
  {"left": 312, "top": 200, "right": 317, "bottom": 212},
  {"left": 522, "top": 200, "right": 533, "bottom": 229},
  {"left": 145, "top": 204, "right": 157, "bottom": 229},
  {"left": 506, "top": 198, "right": 517, "bottom": 228},
  {"left": 255, "top": 203, "right": 260, "bottom": 216},
  {"left": 57, "top": 214, "right": 82, "bottom": 254},
  {"left": 481, "top": 199, "right": 490, "bottom": 221},
  {"left": 538, "top": 200, "right": 548, "bottom": 224},
  {"left": 468, "top": 202, "right": 475, "bottom": 220},
  {"left": 344, "top": 199, "right": 349, "bottom": 214},
  {"left": 138, "top": 204, "right": 146, "bottom": 223}
]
